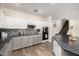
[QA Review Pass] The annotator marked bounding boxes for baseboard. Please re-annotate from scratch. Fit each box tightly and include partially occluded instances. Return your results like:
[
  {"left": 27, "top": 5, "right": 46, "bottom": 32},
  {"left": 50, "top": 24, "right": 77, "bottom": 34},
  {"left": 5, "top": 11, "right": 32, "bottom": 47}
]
[{"left": 42, "top": 40, "right": 49, "bottom": 43}]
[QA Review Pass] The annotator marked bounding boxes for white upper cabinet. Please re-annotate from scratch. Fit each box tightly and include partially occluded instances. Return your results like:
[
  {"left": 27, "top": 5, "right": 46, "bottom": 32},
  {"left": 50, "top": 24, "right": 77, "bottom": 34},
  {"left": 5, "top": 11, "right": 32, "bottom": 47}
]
[
  {"left": 0, "top": 8, "right": 47, "bottom": 29},
  {"left": 5, "top": 16, "right": 27, "bottom": 29},
  {"left": 0, "top": 10, "right": 5, "bottom": 28}
]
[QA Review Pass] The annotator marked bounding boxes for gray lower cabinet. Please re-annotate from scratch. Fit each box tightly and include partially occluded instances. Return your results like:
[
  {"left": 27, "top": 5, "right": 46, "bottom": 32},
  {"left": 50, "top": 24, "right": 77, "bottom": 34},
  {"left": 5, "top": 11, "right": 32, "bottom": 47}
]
[
  {"left": 12, "top": 37, "right": 23, "bottom": 50},
  {"left": 12, "top": 36, "right": 29, "bottom": 50},
  {"left": 33, "top": 36, "right": 38, "bottom": 44},
  {"left": 37, "top": 35, "right": 42, "bottom": 43},
  {"left": 29, "top": 36, "right": 34, "bottom": 46},
  {"left": 33, "top": 35, "right": 42, "bottom": 45},
  {"left": 21, "top": 36, "right": 29, "bottom": 47},
  {"left": 12, "top": 35, "right": 42, "bottom": 51}
]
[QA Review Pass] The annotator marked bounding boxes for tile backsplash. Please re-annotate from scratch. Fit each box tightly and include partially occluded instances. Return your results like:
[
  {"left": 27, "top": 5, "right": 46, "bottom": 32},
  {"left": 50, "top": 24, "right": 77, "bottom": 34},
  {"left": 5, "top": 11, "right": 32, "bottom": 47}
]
[{"left": 5, "top": 29, "right": 41, "bottom": 37}]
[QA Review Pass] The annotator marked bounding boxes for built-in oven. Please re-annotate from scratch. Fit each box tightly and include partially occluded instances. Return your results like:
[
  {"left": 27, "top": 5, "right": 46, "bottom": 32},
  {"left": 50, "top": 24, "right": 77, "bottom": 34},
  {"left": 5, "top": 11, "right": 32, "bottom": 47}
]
[
  {"left": 42, "top": 27, "right": 48, "bottom": 40},
  {"left": 0, "top": 32, "right": 1, "bottom": 41}
]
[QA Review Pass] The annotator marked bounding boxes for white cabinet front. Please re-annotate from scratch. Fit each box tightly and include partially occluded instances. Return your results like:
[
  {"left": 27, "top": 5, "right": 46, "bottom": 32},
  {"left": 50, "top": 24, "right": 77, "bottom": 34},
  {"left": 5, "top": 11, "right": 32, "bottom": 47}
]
[
  {"left": 5, "top": 16, "right": 27, "bottom": 29},
  {"left": 0, "top": 11, "right": 5, "bottom": 28},
  {"left": 53, "top": 40, "right": 62, "bottom": 56}
]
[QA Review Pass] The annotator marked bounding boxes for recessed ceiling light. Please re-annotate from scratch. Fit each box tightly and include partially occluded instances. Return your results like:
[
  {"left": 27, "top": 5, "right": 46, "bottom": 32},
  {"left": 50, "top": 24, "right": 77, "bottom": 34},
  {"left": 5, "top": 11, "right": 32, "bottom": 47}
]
[
  {"left": 34, "top": 9, "right": 39, "bottom": 12},
  {"left": 33, "top": 9, "right": 42, "bottom": 15}
]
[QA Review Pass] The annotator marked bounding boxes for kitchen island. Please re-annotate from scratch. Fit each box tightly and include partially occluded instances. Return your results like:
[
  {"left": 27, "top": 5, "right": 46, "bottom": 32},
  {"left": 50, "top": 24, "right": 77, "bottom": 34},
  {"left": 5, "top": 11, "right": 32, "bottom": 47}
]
[{"left": 53, "top": 35, "right": 79, "bottom": 56}]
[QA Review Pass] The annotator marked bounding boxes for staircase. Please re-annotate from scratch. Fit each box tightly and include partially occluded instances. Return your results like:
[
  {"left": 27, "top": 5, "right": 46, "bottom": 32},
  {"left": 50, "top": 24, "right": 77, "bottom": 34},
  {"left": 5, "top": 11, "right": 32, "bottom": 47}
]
[{"left": 59, "top": 20, "right": 69, "bottom": 35}]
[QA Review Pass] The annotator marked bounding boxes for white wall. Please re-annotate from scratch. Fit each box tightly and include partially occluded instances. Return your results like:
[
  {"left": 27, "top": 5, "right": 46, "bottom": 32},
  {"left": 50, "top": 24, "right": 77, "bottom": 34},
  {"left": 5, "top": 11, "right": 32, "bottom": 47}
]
[
  {"left": 0, "top": 8, "right": 48, "bottom": 29},
  {"left": 47, "top": 16, "right": 62, "bottom": 42},
  {"left": 68, "top": 19, "right": 79, "bottom": 37},
  {"left": 52, "top": 20, "right": 62, "bottom": 36}
]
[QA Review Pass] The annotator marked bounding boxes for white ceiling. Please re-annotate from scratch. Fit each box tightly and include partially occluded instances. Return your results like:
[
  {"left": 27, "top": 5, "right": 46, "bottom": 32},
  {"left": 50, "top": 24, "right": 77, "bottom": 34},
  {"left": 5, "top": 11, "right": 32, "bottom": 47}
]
[{"left": 0, "top": 3, "right": 79, "bottom": 20}]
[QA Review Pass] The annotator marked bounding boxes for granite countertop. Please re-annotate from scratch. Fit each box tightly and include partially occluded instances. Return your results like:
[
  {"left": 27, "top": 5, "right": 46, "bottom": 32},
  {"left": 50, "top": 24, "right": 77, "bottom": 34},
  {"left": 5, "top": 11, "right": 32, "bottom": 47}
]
[{"left": 54, "top": 35, "right": 79, "bottom": 56}]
